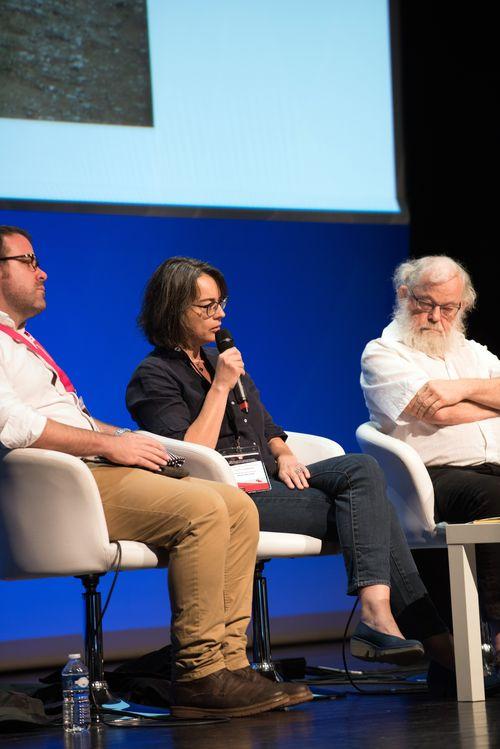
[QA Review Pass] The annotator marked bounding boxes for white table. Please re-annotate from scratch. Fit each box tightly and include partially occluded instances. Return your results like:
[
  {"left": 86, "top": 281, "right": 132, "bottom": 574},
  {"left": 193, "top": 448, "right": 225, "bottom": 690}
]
[{"left": 446, "top": 522, "right": 500, "bottom": 701}]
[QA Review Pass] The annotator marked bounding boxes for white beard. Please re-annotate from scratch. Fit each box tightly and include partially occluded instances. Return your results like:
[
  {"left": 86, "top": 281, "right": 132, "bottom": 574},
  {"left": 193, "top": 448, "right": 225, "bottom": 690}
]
[{"left": 393, "top": 305, "right": 465, "bottom": 358}]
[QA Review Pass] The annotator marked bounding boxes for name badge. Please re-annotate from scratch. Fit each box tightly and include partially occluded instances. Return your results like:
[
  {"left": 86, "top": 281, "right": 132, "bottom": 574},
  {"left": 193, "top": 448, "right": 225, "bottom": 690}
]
[{"left": 219, "top": 446, "right": 271, "bottom": 493}]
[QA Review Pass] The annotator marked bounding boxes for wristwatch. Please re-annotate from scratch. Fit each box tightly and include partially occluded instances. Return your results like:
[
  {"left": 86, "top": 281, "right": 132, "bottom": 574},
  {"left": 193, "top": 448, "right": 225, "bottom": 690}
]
[{"left": 114, "top": 428, "right": 131, "bottom": 436}]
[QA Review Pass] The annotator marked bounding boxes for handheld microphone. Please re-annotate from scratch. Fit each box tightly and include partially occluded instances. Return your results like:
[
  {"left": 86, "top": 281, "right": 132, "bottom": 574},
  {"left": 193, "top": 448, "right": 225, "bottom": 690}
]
[{"left": 215, "top": 328, "right": 249, "bottom": 413}]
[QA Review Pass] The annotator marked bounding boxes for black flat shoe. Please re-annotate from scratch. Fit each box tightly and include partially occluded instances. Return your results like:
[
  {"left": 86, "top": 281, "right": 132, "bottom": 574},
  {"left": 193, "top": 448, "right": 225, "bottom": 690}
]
[{"left": 350, "top": 622, "right": 425, "bottom": 666}]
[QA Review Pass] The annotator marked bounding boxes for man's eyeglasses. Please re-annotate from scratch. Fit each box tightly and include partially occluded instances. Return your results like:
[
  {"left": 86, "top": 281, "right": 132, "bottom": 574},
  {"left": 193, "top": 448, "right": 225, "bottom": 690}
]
[
  {"left": 409, "top": 290, "right": 461, "bottom": 319},
  {"left": 0, "top": 253, "right": 39, "bottom": 271},
  {"left": 191, "top": 297, "right": 228, "bottom": 318}
]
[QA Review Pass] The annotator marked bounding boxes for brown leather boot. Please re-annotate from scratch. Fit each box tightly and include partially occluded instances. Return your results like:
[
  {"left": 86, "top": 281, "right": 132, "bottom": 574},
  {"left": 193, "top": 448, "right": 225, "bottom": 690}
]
[
  {"left": 170, "top": 668, "right": 289, "bottom": 718},
  {"left": 230, "top": 666, "right": 314, "bottom": 707}
]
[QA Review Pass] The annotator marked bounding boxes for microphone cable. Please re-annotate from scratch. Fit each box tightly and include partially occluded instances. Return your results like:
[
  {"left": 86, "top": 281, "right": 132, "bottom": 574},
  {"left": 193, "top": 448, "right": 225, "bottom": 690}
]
[{"left": 95, "top": 540, "right": 123, "bottom": 634}]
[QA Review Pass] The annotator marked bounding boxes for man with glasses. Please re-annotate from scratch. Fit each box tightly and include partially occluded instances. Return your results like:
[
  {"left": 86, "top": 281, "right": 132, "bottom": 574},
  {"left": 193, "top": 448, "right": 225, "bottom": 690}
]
[
  {"left": 0, "top": 225, "right": 294, "bottom": 718},
  {"left": 361, "top": 254, "right": 500, "bottom": 668}
]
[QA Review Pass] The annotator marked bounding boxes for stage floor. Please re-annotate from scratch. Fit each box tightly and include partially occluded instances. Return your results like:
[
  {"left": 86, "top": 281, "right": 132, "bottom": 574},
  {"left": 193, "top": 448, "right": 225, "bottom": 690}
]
[{"left": 1, "top": 641, "right": 498, "bottom": 748}]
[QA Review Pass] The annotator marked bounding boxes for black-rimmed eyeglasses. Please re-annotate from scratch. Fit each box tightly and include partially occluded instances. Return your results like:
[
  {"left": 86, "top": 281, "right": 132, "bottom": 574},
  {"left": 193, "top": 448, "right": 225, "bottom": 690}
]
[
  {"left": 409, "top": 290, "right": 461, "bottom": 319},
  {"left": 191, "top": 297, "right": 228, "bottom": 318},
  {"left": 0, "top": 253, "right": 39, "bottom": 271}
]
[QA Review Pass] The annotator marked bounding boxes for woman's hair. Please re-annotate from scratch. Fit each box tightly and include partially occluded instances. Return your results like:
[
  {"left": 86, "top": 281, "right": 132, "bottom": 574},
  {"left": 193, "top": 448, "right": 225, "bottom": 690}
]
[{"left": 138, "top": 256, "right": 228, "bottom": 348}]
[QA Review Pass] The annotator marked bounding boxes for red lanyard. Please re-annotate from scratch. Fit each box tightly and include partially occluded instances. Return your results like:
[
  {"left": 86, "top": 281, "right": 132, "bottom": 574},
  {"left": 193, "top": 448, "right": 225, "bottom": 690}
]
[{"left": 0, "top": 323, "right": 76, "bottom": 393}]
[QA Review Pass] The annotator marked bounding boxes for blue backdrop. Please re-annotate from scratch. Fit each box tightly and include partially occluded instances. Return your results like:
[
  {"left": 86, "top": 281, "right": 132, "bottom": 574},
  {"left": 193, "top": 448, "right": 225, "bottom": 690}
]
[{"left": 0, "top": 208, "right": 408, "bottom": 659}]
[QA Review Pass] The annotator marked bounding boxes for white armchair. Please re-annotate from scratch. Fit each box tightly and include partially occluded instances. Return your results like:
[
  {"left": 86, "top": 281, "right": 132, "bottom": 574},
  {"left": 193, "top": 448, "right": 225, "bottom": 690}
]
[
  {"left": 136, "top": 429, "right": 344, "bottom": 559},
  {"left": 0, "top": 448, "right": 164, "bottom": 579},
  {"left": 0, "top": 447, "right": 170, "bottom": 714},
  {"left": 355, "top": 422, "right": 446, "bottom": 548},
  {"left": 355, "top": 422, "right": 499, "bottom": 696}
]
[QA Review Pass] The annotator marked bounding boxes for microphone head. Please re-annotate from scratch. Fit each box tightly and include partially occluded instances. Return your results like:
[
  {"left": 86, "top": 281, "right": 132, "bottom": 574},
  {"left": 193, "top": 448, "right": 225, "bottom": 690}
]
[{"left": 215, "top": 328, "right": 234, "bottom": 353}]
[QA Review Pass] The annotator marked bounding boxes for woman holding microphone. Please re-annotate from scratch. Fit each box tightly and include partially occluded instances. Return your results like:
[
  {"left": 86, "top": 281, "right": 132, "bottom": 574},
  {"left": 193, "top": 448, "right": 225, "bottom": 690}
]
[{"left": 126, "top": 256, "right": 454, "bottom": 674}]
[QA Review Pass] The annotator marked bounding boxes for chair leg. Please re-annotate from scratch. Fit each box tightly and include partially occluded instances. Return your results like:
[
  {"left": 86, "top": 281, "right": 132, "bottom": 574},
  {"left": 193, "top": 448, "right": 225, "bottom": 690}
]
[
  {"left": 251, "top": 561, "right": 282, "bottom": 681},
  {"left": 78, "top": 573, "right": 171, "bottom": 723},
  {"left": 78, "top": 574, "right": 118, "bottom": 721},
  {"left": 480, "top": 616, "right": 495, "bottom": 676},
  {"left": 80, "top": 574, "right": 105, "bottom": 686},
  {"left": 251, "top": 562, "right": 356, "bottom": 700}
]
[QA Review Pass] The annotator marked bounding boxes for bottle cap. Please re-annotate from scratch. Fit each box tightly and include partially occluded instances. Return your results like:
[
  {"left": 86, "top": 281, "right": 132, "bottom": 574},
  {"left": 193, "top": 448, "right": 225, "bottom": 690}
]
[{"left": 68, "top": 653, "right": 81, "bottom": 659}]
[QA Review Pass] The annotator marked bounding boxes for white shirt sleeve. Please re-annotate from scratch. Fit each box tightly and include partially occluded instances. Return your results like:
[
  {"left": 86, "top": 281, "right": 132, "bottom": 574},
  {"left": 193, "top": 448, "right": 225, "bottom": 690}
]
[
  {"left": 360, "top": 339, "right": 430, "bottom": 425},
  {"left": 467, "top": 339, "right": 500, "bottom": 378},
  {"left": 0, "top": 360, "right": 47, "bottom": 448}
]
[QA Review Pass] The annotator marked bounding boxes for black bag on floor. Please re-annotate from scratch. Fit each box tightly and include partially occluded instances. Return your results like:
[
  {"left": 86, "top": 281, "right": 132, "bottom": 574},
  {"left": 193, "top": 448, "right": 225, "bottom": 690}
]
[
  {"left": 35, "top": 644, "right": 173, "bottom": 708},
  {"left": 0, "top": 689, "right": 52, "bottom": 731}
]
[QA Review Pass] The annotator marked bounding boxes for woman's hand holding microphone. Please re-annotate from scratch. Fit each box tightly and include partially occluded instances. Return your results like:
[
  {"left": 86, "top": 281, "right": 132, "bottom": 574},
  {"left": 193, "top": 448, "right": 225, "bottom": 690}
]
[{"left": 213, "top": 348, "right": 245, "bottom": 392}]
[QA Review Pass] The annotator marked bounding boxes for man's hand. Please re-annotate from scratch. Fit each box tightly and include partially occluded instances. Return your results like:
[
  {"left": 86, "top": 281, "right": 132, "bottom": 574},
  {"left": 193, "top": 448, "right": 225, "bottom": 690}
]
[
  {"left": 406, "top": 380, "right": 469, "bottom": 419},
  {"left": 276, "top": 454, "right": 311, "bottom": 490},
  {"left": 100, "top": 432, "right": 170, "bottom": 471},
  {"left": 31, "top": 419, "right": 173, "bottom": 469}
]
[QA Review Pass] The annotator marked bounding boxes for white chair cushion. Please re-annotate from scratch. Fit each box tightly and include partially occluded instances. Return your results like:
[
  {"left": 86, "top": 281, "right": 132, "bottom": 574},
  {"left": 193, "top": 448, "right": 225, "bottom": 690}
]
[{"left": 257, "top": 531, "right": 323, "bottom": 558}]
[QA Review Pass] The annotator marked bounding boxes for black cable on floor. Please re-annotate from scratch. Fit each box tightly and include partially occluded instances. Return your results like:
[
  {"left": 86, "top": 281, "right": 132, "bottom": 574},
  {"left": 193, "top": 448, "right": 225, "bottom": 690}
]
[
  {"left": 337, "top": 597, "right": 428, "bottom": 696},
  {"left": 341, "top": 596, "right": 368, "bottom": 694},
  {"left": 99, "top": 710, "right": 229, "bottom": 727}
]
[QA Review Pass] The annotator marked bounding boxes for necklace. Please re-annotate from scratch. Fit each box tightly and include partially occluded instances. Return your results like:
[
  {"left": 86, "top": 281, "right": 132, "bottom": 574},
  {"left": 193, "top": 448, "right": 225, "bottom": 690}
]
[{"left": 187, "top": 354, "right": 207, "bottom": 378}]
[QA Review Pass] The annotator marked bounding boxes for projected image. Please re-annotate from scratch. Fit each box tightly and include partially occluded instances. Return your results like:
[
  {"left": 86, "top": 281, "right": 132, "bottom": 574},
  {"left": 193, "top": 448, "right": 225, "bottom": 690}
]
[
  {"left": 0, "top": 0, "right": 403, "bottom": 218},
  {"left": 0, "top": 0, "right": 152, "bottom": 127}
]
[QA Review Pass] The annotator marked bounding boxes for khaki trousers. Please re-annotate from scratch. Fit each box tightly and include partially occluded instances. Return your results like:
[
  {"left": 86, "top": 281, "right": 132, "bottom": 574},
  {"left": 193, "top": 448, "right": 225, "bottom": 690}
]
[{"left": 87, "top": 464, "right": 259, "bottom": 681}]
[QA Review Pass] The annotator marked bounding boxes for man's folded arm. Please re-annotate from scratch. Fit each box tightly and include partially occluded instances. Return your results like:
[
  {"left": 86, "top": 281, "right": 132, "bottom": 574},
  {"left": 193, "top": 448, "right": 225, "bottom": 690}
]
[
  {"left": 404, "top": 392, "right": 500, "bottom": 426},
  {"left": 404, "top": 379, "right": 500, "bottom": 423},
  {"left": 459, "top": 377, "right": 500, "bottom": 410}
]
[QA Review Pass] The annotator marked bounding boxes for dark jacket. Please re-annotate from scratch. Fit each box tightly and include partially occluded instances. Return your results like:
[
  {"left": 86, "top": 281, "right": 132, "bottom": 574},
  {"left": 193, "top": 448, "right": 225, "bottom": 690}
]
[{"left": 126, "top": 346, "right": 287, "bottom": 476}]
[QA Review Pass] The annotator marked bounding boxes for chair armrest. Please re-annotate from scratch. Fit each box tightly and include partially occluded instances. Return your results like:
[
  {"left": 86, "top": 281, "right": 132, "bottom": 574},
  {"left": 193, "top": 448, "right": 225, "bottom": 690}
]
[
  {"left": 139, "top": 430, "right": 345, "bottom": 484},
  {"left": 286, "top": 431, "right": 345, "bottom": 464},
  {"left": 0, "top": 448, "right": 112, "bottom": 578},
  {"left": 356, "top": 422, "right": 440, "bottom": 546},
  {"left": 136, "top": 431, "right": 237, "bottom": 485}
]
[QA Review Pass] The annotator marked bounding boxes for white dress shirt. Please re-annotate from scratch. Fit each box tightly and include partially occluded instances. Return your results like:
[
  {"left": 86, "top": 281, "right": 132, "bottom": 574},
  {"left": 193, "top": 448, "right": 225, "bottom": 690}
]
[
  {"left": 360, "top": 320, "right": 500, "bottom": 467},
  {"left": 0, "top": 311, "right": 96, "bottom": 449}
]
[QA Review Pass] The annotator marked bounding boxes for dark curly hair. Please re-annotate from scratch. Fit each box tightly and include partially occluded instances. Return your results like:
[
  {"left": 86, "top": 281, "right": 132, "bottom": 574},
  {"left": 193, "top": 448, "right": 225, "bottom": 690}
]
[{"left": 139, "top": 256, "right": 228, "bottom": 348}]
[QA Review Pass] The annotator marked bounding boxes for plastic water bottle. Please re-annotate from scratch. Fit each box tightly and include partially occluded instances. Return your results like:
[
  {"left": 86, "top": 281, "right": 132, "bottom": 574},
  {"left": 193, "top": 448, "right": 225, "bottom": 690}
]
[{"left": 62, "top": 653, "right": 90, "bottom": 732}]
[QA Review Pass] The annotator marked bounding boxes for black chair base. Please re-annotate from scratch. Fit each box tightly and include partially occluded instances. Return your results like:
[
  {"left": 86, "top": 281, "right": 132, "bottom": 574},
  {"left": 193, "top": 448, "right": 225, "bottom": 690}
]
[
  {"left": 78, "top": 574, "right": 170, "bottom": 724},
  {"left": 251, "top": 561, "right": 340, "bottom": 688}
]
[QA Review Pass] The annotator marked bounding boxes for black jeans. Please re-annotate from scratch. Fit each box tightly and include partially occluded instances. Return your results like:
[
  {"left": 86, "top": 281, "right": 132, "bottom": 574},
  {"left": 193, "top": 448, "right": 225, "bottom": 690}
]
[
  {"left": 428, "top": 463, "right": 500, "bottom": 620},
  {"left": 252, "top": 453, "right": 447, "bottom": 641}
]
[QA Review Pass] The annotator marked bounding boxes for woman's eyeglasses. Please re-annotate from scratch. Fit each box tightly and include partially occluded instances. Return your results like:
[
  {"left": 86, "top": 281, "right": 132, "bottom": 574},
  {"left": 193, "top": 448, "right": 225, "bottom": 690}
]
[{"left": 190, "top": 298, "right": 228, "bottom": 318}]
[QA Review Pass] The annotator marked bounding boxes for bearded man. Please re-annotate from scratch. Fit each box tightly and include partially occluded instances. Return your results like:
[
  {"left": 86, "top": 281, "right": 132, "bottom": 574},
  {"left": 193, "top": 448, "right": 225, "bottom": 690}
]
[{"left": 360, "top": 255, "right": 500, "bottom": 667}]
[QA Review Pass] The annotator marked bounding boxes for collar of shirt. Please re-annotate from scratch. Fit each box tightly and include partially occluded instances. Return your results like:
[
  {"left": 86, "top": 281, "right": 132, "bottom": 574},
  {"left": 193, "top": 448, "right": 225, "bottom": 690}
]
[
  {"left": 0, "top": 310, "right": 19, "bottom": 330},
  {"left": 162, "top": 345, "right": 218, "bottom": 363},
  {"left": 0, "top": 310, "right": 30, "bottom": 340}
]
